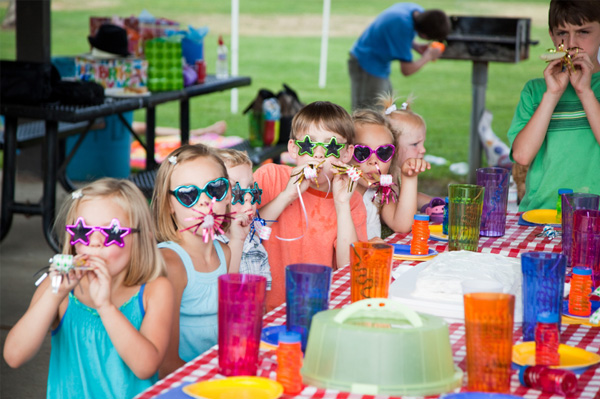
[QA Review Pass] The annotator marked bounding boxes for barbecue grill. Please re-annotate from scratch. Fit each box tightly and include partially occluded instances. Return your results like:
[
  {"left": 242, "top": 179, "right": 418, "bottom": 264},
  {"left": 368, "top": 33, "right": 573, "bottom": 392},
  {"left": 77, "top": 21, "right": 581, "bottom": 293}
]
[{"left": 440, "top": 16, "right": 538, "bottom": 183}]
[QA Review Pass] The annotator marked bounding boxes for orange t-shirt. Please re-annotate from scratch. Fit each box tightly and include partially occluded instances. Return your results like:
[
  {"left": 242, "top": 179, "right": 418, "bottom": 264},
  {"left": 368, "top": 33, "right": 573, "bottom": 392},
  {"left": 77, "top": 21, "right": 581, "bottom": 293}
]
[{"left": 254, "top": 163, "right": 368, "bottom": 311}]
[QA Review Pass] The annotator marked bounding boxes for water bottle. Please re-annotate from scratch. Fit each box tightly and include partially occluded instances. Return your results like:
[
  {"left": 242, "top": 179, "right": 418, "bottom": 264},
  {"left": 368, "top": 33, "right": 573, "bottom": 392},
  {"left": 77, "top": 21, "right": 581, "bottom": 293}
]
[
  {"left": 262, "top": 98, "right": 280, "bottom": 146},
  {"left": 569, "top": 266, "right": 593, "bottom": 317},
  {"left": 276, "top": 331, "right": 303, "bottom": 395},
  {"left": 519, "top": 365, "right": 578, "bottom": 396},
  {"left": 216, "top": 35, "right": 228, "bottom": 79},
  {"left": 410, "top": 214, "right": 430, "bottom": 255},
  {"left": 507, "top": 176, "right": 519, "bottom": 213},
  {"left": 535, "top": 312, "right": 560, "bottom": 366},
  {"left": 442, "top": 196, "right": 449, "bottom": 235}
]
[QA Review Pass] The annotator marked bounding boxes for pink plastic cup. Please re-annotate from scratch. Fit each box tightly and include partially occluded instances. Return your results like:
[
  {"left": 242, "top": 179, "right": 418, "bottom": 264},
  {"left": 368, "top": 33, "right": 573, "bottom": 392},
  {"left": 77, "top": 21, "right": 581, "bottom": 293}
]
[
  {"left": 561, "top": 194, "right": 600, "bottom": 269},
  {"left": 572, "top": 210, "right": 600, "bottom": 288},
  {"left": 218, "top": 274, "right": 266, "bottom": 376}
]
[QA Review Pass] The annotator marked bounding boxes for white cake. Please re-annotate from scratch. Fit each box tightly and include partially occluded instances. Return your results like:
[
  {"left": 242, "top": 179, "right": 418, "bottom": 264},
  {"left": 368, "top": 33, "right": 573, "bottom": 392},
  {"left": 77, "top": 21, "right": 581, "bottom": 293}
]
[{"left": 411, "top": 251, "right": 522, "bottom": 305}]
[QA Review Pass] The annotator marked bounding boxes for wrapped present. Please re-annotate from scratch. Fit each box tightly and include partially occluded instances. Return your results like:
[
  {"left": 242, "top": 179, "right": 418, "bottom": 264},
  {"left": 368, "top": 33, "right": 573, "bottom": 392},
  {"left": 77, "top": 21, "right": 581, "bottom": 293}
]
[
  {"left": 145, "top": 36, "right": 183, "bottom": 91},
  {"left": 75, "top": 55, "right": 148, "bottom": 91}
]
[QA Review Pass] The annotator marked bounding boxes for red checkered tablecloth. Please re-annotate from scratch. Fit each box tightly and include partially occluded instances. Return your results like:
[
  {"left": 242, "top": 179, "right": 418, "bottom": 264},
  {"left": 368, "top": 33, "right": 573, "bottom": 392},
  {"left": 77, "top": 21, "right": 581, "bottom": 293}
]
[{"left": 136, "top": 214, "right": 600, "bottom": 399}]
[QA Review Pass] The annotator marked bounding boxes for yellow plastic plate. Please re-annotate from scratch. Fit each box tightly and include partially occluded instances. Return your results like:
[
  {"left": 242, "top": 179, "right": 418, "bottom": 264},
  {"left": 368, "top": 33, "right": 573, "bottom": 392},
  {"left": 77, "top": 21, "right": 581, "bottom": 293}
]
[
  {"left": 429, "top": 224, "right": 448, "bottom": 242},
  {"left": 522, "top": 209, "right": 560, "bottom": 226},
  {"left": 183, "top": 377, "right": 283, "bottom": 399},
  {"left": 512, "top": 342, "right": 600, "bottom": 370}
]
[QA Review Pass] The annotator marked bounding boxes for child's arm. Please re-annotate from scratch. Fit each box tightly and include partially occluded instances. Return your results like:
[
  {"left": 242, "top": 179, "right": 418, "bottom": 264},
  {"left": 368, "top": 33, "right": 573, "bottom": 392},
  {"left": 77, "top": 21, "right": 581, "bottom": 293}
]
[
  {"left": 257, "top": 164, "right": 311, "bottom": 223},
  {"left": 331, "top": 167, "right": 360, "bottom": 269},
  {"left": 511, "top": 58, "right": 569, "bottom": 165},
  {"left": 570, "top": 52, "right": 600, "bottom": 145},
  {"left": 159, "top": 249, "right": 188, "bottom": 378},
  {"left": 227, "top": 214, "right": 252, "bottom": 273},
  {"left": 86, "top": 256, "right": 174, "bottom": 380},
  {"left": 382, "top": 158, "right": 430, "bottom": 233},
  {"left": 3, "top": 268, "right": 85, "bottom": 368}
]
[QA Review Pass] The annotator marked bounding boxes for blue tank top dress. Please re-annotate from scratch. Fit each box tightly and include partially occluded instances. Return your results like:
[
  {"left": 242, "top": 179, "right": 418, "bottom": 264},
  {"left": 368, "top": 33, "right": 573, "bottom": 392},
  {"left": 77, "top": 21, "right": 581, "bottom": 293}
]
[
  {"left": 158, "top": 240, "right": 227, "bottom": 362},
  {"left": 47, "top": 285, "right": 156, "bottom": 398}
]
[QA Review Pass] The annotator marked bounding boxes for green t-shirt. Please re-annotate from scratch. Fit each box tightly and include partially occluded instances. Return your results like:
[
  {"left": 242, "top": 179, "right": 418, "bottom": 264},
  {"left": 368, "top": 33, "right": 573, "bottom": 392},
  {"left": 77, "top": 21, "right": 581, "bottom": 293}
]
[{"left": 507, "top": 72, "right": 600, "bottom": 211}]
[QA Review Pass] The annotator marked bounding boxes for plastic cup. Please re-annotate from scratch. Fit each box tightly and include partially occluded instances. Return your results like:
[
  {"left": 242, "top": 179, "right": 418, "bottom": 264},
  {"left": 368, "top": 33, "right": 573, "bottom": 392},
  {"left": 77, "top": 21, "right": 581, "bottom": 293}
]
[
  {"left": 572, "top": 210, "right": 600, "bottom": 287},
  {"left": 218, "top": 274, "right": 266, "bottom": 376},
  {"left": 464, "top": 292, "right": 515, "bottom": 393},
  {"left": 476, "top": 167, "right": 510, "bottom": 237},
  {"left": 349, "top": 242, "right": 393, "bottom": 303},
  {"left": 561, "top": 194, "right": 600, "bottom": 268},
  {"left": 286, "top": 263, "right": 332, "bottom": 352},
  {"left": 461, "top": 279, "right": 504, "bottom": 294},
  {"left": 448, "top": 184, "right": 485, "bottom": 251},
  {"left": 521, "top": 252, "right": 566, "bottom": 342}
]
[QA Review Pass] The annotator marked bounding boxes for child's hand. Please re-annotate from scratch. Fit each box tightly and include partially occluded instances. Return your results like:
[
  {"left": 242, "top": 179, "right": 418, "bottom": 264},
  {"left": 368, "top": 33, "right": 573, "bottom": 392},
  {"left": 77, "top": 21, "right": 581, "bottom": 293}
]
[
  {"left": 543, "top": 57, "right": 570, "bottom": 95},
  {"left": 229, "top": 212, "right": 252, "bottom": 243},
  {"left": 85, "top": 255, "right": 113, "bottom": 311},
  {"left": 48, "top": 266, "right": 86, "bottom": 298},
  {"left": 401, "top": 158, "right": 431, "bottom": 178},
  {"left": 283, "top": 162, "right": 314, "bottom": 200},
  {"left": 568, "top": 51, "right": 594, "bottom": 94},
  {"left": 330, "top": 161, "right": 355, "bottom": 204}
]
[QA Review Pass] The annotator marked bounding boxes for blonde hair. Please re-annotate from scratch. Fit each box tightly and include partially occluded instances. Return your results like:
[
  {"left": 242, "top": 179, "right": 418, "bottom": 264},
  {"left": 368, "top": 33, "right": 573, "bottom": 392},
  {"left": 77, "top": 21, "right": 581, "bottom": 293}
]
[
  {"left": 378, "top": 92, "right": 426, "bottom": 139},
  {"left": 56, "top": 178, "right": 166, "bottom": 286},
  {"left": 216, "top": 148, "right": 252, "bottom": 168},
  {"left": 152, "top": 144, "right": 230, "bottom": 243},
  {"left": 352, "top": 108, "right": 401, "bottom": 198},
  {"left": 291, "top": 101, "right": 355, "bottom": 144}
]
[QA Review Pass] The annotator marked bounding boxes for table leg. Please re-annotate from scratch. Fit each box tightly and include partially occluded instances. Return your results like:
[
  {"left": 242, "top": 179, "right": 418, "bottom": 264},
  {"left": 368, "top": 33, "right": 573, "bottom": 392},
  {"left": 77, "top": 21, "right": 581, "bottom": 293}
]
[
  {"left": 146, "top": 106, "right": 156, "bottom": 170},
  {"left": 1, "top": 116, "right": 18, "bottom": 241},
  {"left": 42, "top": 120, "right": 60, "bottom": 252},
  {"left": 180, "top": 98, "right": 190, "bottom": 145}
]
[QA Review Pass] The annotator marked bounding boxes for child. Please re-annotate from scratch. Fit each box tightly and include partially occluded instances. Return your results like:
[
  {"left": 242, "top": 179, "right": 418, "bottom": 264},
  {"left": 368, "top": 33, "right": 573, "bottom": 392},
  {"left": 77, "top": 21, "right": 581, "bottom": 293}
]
[
  {"left": 508, "top": 0, "right": 600, "bottom": 211},
  {"left": 3, "top": 178, "right": 173, "bottom": 398},
  {"left": 152, "top": 144, "right": 232, "bottom": 377},
  {"left": 351, "top": 109, "right": 430, "bottom": 239},
  {"left": 255, "top": 101, "right": 368, "bottom": 311},
  {"left": 380, "top": 94, "right": 436, "bottom": 212},
  {"left": 215, "top": 148, "right": 272, "bottom": 289}
]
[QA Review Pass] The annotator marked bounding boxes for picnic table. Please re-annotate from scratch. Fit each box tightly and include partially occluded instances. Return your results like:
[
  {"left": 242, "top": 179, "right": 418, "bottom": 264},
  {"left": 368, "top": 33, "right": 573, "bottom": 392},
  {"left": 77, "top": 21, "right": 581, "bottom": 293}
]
[
  {"left": 136, "top": 213, "right": 600, "bottom": 399},
  {"left": 0, "top": 75, "right": 251, "bottom": 251}
]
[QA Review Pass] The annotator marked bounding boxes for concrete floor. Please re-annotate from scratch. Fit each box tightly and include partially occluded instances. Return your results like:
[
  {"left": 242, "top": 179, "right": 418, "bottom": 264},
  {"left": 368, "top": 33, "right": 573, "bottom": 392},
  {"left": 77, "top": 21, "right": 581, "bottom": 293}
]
[{"left": 1, "top": 174, "right": 68, "bottom": 398}]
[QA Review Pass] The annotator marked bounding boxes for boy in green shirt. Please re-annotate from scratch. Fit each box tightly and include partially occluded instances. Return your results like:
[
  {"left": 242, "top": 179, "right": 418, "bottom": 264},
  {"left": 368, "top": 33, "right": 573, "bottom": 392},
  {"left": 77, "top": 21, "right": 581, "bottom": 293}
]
[{"left": 507, "top": 0, "right": 600, "bottom": 211}]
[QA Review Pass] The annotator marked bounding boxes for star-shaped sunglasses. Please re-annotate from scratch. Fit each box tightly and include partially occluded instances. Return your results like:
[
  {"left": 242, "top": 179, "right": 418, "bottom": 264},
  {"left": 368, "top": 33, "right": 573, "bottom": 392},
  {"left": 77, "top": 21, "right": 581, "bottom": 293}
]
[
  {"left": 295, "top": 135, "right": 346, "bottom": 158},
  {"left": 170, "top": 177, "right": 229, "bottom": 208},
  {"left": 353, "top": 144, "right": 396, "bottom": 163},
  {"left": 66, "top": 217, "right": 139, "bottom": 247},
  {"left": 231, "top": 182, "right": 262, "bottom": 205}
]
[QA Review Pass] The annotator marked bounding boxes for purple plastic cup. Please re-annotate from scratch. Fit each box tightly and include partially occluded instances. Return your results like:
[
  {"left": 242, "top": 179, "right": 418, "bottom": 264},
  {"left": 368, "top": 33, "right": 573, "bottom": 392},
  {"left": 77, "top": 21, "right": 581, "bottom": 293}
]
[
  {"left": 572, "top": 210, "right": 600, "bottom": 288},
  {"left": 285, "top": 263, "right": 332, "bottom": 352},
  {"left": 218, "top": 274, "right": 266, "bottom": 376},
  {"left": 476, "top": 167, "right": 510, "bottom": 237},
  {"left": 521, "top": 252, "right": 566, "bottom": 342},
  {"left": 561, "top": 194, "right": 600, "bottom": 268}
]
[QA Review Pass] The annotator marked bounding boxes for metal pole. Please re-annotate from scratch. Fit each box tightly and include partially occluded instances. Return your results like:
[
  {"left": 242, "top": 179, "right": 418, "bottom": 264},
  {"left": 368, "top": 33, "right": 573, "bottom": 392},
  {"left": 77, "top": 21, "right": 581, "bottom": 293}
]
[
  {"left": 318, "top": 0, "right": 331, "bottom": 88},
  {"left": 468, "top": 61, "right": 488, "bottom": 184}
]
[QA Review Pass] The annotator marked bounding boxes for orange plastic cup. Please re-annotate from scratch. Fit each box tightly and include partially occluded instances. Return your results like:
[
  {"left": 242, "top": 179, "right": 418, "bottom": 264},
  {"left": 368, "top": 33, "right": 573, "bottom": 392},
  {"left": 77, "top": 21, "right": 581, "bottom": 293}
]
[
  {"left": 349, "top": 242, "right": 393, "bottom": 303},
  {"left": 464, "top": 293, "right": 515, "bottom": 393}
]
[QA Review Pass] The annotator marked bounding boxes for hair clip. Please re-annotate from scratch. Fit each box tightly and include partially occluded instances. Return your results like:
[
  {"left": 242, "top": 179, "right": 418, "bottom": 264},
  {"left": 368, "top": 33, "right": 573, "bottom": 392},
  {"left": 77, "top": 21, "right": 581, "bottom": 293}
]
[
  {"left": 71, "top": 190, "right": 83, "bottom": 200},
  {"left": 385, "top": 104, "right": 397, "bottom": 115},
  {"left": 168, "top": 156, "right": 177, "bottom": 165},
  {"left": 400, "top": 102, "right": 409, "bottom": 110}
]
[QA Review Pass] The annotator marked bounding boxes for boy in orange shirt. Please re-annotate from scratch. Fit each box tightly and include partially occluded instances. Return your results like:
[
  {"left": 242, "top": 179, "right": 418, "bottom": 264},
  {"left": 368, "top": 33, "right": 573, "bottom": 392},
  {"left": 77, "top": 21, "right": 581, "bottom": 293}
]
[{"left": 255, "top": 101, "right": 368, "bottom": 311}]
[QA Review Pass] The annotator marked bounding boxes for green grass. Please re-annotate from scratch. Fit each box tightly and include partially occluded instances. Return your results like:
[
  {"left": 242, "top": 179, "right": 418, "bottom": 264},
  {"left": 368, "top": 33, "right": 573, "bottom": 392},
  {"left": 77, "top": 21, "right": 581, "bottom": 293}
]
[{"left": 0, "top": 0, "right": 554, "bottom": 195}]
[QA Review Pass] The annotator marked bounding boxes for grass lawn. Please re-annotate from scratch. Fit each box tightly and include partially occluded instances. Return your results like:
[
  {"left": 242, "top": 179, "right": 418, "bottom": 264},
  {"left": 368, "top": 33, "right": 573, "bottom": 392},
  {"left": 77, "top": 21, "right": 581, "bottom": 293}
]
[{"left": 0, "top": 0, "right": 553, "bottom": 196}]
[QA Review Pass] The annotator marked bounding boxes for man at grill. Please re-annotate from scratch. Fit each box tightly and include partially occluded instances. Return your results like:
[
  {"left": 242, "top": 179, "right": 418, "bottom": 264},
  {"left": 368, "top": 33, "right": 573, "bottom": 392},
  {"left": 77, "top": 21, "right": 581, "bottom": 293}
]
[
  {"left": 508, "top": 0, "right": 600, "bottom": 211},
  {"left": 348, "top": 3, "right": 450, "bottom": 110}
]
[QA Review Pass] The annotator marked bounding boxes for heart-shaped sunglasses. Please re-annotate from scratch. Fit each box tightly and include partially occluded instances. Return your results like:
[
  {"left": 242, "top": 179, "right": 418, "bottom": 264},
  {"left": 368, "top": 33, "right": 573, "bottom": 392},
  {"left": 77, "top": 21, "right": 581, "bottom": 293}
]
[
  {"left": 353, "top": 144, "right": 396, "bottom": 163},
  {"left": 170, "top": 178, "right": 229, "bottom": 208}
]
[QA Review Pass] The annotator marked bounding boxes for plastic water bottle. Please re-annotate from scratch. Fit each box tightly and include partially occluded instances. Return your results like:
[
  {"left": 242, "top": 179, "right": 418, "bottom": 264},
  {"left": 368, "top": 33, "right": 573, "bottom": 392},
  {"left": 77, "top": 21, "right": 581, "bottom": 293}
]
[
  {"left": 276, "top": 331, "right": 303, "bottom": 395},
  {"left": 556, "top": 188, "right": 572, "bottom": 223},
  {"left": 535, "top": 312, "right": 560, "bottom": 366},
  {"left": 507, "top": 175, "right": 519, "bottom": 213},
  {"left": 569, "top": 266, "right": 593, "bottom": 317},
  {"left": 216, "top": 35, "right": 228, "bottom": 79},
  {"left": 410, "top": 214, "right": 430, "bottom": 255},
  {"left": 519, "top": 365, "right": 578, "bottom": 396}
]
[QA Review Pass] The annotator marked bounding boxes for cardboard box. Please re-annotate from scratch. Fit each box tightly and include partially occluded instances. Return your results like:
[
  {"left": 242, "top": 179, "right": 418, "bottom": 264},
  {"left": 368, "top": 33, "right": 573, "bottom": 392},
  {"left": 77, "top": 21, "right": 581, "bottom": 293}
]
[{"left": 75, "top": 55, "right": 148, "bottom": 90}]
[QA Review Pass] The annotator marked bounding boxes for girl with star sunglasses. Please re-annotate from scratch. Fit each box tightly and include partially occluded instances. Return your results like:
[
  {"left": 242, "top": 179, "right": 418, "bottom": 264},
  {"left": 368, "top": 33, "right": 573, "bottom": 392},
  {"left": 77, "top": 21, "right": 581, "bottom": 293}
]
[
  {"left": 5, "top": 178, "right": 172, "bottom": 398},
  {"left": 151, "top": 144, "right": 232, "bottom": 377}
]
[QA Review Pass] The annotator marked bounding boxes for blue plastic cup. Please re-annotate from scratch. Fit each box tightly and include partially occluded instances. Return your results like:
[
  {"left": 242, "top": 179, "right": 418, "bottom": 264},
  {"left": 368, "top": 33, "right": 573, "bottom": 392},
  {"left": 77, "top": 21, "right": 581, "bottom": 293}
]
[
  {"left": 285, "top": 263, "right": 332, "bottom": 352},
  {"left": 521, "top": 252, "right": 566, "bottom": 341}
]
